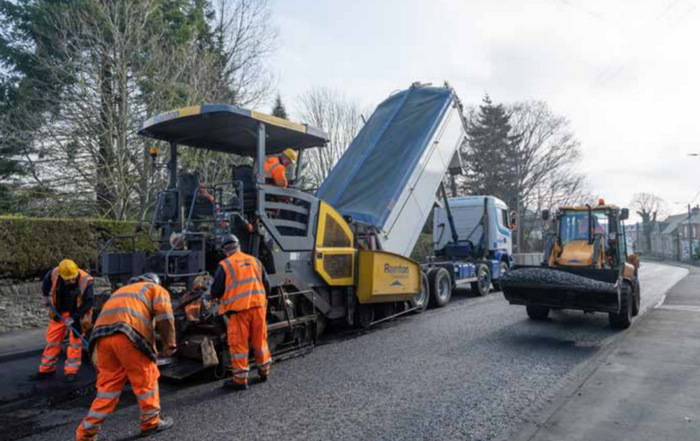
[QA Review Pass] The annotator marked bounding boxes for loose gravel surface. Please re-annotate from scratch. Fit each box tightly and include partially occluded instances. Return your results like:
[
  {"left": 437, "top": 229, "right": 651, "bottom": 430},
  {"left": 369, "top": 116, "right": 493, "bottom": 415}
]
[{"left": 12, "top": 262, "right": 687, "bottom": 441}]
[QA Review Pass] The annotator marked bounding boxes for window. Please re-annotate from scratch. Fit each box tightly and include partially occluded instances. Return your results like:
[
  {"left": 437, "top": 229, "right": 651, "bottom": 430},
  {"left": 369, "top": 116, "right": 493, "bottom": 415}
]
[
  {"left": 500, "top": 209, "right": 509, "bottom": 227},
  {"left": 559, "top": 210, "right": 609, "bottom": 244},
  {"left": 323, "top": 214, "right": 351, "bottom": 248}
]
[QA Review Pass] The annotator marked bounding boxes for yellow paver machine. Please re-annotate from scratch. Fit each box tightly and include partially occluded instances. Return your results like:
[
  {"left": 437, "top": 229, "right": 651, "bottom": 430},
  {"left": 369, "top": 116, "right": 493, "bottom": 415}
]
[
  {"left": 501, "top": 200, "right": 640, "bottom": 329},
  {"left": 98, "top": 104, "right": 426, "bottom": 378}
]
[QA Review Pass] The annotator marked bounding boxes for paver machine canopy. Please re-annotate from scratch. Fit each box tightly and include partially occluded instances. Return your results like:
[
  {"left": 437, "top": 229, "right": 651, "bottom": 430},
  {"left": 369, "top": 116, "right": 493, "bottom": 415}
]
[{"left": 117, "top": 104, "right": 329, "bottom": 283}]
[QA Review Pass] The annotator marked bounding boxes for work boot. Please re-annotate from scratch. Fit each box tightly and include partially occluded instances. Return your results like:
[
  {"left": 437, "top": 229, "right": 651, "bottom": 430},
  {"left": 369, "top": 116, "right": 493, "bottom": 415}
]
[
  {"left": 222, "top": 379, "right": 248, "bottom": 391},
  {"left": 258, "top": 372, "right": 269, "bottom": 384},
  {"left": 28, "top": 371, "right": 55, "bottom": 381},
  {"left": 139, "top": 416, "right": 173, "bottom": 437},
  {"left": 64, "top": 374, "right": 77, "bottom": 383}
]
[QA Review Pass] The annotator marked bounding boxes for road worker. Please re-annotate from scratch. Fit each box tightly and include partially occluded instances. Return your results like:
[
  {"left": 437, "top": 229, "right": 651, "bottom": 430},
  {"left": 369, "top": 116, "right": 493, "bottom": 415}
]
[
  {"left": 264, "top": 148, "right": 297, "bottom": 188},
  {"left": 210, "top": 234, "right": 271, "bottom": 390},
  {"left": 31, "top": 259, "right": 94, "bottom": 383},
  {"left": 76, "top": 273, "right": 176, "bottom": 441}
]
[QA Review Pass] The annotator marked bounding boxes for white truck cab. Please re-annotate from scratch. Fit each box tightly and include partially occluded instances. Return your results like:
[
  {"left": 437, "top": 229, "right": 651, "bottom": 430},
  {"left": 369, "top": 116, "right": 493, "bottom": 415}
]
[{"left": 433, "top": 195, "right": 512, "bottom": 258}]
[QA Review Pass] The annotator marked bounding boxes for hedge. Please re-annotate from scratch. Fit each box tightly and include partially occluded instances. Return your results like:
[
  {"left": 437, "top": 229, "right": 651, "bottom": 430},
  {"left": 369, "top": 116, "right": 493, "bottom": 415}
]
[{"left": 0, "top": 216, "right": 157, "bottom": 280}]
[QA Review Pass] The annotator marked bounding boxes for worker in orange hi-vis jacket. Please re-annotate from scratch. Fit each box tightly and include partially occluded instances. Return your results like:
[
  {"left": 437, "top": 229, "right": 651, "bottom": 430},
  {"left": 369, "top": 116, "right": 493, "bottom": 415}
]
[
  {"left": 210, "top": 234, "right": 271, "bottom": 390},
  {"left": 30, "top": 259, "right": 94, "bottom": 383},
  {"left": 75, "top": 273, "right": 177, "bottom": 441},
  {"left": 264, "top": 148, "right": 297, "bottom": 188}
]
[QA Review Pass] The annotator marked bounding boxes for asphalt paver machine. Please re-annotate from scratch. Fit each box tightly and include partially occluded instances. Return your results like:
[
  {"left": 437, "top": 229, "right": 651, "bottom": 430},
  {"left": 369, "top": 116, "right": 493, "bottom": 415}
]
[{"left": 98, "top": 104, "right": 425, "bottom": 379}]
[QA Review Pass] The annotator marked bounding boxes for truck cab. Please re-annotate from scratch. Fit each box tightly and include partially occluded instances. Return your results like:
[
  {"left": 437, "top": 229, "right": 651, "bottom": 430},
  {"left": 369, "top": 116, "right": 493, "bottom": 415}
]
[{"left": 433, "top": 196, "right": 512, "bottom": 261}]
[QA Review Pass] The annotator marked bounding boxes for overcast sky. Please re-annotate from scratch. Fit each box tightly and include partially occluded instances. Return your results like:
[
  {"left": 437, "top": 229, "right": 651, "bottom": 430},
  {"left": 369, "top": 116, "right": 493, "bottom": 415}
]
[{"left": 268, "top": 0, "right": 700, "bottom": 219}]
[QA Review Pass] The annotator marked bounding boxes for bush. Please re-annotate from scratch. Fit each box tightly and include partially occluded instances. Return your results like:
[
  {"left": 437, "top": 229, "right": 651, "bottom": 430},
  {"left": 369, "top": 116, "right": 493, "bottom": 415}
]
[{"left": 0, "top": 217, "right": 156, "bottom": 280}]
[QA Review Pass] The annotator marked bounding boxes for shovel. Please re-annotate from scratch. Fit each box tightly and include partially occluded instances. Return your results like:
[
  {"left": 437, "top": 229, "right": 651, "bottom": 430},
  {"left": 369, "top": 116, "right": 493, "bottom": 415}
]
[{"left": 47, "top": 303, "right": 90, "bottom": 350}]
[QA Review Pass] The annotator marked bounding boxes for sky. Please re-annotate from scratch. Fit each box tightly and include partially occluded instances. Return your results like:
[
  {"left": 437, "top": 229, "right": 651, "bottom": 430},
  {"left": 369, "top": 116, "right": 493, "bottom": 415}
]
[{"left": 268, "top": 0, "right": 700, "bottom": 220}]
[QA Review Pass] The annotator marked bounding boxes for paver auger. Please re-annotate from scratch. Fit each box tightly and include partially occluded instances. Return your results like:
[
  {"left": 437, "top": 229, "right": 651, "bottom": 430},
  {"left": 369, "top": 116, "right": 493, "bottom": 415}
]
[{"left": 501, "top": 200, "right": 640, "bottom": 329}]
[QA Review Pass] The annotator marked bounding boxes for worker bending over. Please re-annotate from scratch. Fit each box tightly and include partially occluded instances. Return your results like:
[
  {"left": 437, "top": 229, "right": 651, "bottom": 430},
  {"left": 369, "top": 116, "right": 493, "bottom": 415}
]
[
  {"left": 210, "top": 234, "right": 271, "bottom": 390},
  {"left": 32, "top": 259, "right": 94, "bottom": 383},
  {"left": 76, "top": 274, "right": 177, "bottom": 441},
  {"left": 264, "top": 148, "right": 297, "bottom": 187}
]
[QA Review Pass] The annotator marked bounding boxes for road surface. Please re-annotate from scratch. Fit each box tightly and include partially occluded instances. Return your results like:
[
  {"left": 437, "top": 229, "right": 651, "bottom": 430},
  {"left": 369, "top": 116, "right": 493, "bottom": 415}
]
[{"left": 0, "top": 262, "right": 687, "bottom": 441}]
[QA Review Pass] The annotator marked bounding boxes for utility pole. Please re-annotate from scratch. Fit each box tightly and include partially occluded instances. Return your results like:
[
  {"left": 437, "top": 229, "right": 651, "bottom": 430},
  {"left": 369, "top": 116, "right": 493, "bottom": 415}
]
[{"left": 688, "top": 204, "right": 693, "bottom": 260}]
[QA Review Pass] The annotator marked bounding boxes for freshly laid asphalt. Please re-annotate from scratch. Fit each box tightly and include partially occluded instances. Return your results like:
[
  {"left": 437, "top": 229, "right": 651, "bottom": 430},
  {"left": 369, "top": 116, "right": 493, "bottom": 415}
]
[{"left": 0, "top": 262, "right": 687, "bottom": 441}]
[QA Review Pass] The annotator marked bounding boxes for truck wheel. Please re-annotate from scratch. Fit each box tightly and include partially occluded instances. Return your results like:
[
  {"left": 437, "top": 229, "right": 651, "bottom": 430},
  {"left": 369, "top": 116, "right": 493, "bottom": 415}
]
[
  {"left": 492, "top": 261, "right": 510, "bottom": 292},
  {"left": 411, "top": 272, "right": 430, "bottom": 313},
  {"left": 429, "top": 267, "right": 452, "bottom": 307},
  {"left": 526, "top": 305, "right": 550, "bottom": 320},
  {"left": 609, "top": 285, "right": 633, "bottom": 329},
  {"left": 470, "top": 264, "right": 491, "bottom": 297}
]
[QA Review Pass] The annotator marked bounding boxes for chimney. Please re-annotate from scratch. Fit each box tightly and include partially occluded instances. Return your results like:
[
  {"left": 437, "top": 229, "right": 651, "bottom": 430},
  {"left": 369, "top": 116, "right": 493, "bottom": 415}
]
[{"left": 693, "top": 205, "right": 700, "bottom": 216}]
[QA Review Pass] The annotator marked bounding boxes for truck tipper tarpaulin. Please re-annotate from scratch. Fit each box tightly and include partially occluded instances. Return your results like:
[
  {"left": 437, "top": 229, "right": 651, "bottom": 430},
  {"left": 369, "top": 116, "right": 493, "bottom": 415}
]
[{"left": 317, "top": 83, "right": 467, "bottom": 257}]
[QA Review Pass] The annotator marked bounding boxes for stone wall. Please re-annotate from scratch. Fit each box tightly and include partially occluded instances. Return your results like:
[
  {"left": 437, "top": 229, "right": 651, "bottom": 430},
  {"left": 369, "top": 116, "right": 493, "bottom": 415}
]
[
  {"left": 0, "top": 280, "right": 48, "bottom": 333},
  {"left": 0, "top": 278, "right": 110, "bottom": 333}
]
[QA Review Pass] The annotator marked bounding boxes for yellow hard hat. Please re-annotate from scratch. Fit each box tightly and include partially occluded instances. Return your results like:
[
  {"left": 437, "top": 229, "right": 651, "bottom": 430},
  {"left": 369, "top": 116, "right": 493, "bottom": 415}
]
[
  {"left": 58, "top": 259, "right": 79, "bottom": 280},
  {"left": 282, "top": 148, "right": 298, "bottom": 163}
]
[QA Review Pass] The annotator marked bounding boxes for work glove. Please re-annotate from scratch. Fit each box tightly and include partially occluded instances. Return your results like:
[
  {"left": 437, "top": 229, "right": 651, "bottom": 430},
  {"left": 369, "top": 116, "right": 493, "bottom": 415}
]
[
  {"left": 162, "top": 345, "right": 178, "bottom": 357},
  {"left": 42, "top": 297, "right": 51, "bottom": 308}
]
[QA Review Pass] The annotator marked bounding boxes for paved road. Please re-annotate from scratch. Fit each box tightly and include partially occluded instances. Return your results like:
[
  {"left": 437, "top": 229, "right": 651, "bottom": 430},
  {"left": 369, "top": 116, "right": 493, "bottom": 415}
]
[
  {"left": 2, "top": 262, "right": 687, "bottom": 441},
  {"left": 516, "top": 267, "right": 700, "bottom": 441}
]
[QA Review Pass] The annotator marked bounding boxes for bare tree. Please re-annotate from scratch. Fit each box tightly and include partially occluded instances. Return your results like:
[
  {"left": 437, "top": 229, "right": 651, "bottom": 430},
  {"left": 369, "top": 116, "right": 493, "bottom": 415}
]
[
  {"left": 294, "top": 87, "right": 363, "bottom": 188},
  {"left": 505, "top": 101, "right": 588, "bottom": 251},
  {"left": 631, "top": 192, "right": 666, "bottom": 253},
  {"left": 5, "top": 0, "right": 277, "bottom": 220}
]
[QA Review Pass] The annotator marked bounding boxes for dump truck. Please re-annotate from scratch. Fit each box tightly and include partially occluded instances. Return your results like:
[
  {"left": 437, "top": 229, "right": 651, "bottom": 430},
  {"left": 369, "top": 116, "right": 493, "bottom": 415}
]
[
  {"left": 501, "top": 200, "right": 641, "bottom": 329},
  {"left": 317, "top": 83, "right": 512, "bottom": 310},
  {"left": 98, "top": 83, "right": 473, "bottom": 378}
]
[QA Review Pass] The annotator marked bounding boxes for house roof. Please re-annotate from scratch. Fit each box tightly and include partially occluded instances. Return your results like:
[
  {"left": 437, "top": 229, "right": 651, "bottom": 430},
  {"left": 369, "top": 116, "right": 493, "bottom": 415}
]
[{"left": 660, "top": 212, "right": 700, "bottom": 235}]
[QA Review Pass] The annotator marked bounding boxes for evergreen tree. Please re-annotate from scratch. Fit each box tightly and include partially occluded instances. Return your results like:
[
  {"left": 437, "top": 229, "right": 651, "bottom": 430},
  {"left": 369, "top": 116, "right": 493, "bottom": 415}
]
[
  {"left": 461, "top": 95, "right": 520, "bottom": 208},
  {"left": 271, "top": 94, "right": 288, "bottom": 119}
]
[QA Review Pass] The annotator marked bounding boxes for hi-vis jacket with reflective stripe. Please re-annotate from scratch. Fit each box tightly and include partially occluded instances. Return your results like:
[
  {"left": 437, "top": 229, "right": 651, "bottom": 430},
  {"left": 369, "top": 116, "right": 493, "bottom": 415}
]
[
  {"left": 48, "top": 268, "right": 93, "bottom": 319},
  {"left": 216, "top": 251, "right": 268, "bottom": 315},
  {"left": 264, "top": 156, "right": 288, "bottom": 187},
  {"left": 91, "top": 282, "right": 175, "bottom": 360}
]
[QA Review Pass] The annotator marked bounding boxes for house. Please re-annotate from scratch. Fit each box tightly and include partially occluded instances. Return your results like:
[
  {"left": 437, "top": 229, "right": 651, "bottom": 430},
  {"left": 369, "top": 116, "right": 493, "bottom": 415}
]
[{"left": 650, "top": 207, "right": 700, "bottom": 260}]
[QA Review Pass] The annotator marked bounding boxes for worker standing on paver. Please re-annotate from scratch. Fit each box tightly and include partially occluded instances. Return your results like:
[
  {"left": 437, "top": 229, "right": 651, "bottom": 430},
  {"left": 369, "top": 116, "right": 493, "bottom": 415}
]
[
  {"left": 75, "top": 274, "right": 177, "bottom": 441},
  {"left": 264, "top": 148, "right": 297, "bottom": 187},
  {"left": 31, "top": 259, "right": 94, "bottom": 383},
  {"left": 210, "top": 234, "right": 271, "bottom": 390}
]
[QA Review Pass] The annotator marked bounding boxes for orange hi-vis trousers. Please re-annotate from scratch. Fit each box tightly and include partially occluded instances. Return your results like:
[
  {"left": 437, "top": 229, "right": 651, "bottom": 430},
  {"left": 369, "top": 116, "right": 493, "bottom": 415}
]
[
  {"left": 227, "top": 306, "right": 271, "bottom": 385},
  {"left": 39, "top": 312, "right": 83, "bottom": 375},
  {"left": 76, "top": 333, "right": 160, "bottom": 441}
]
